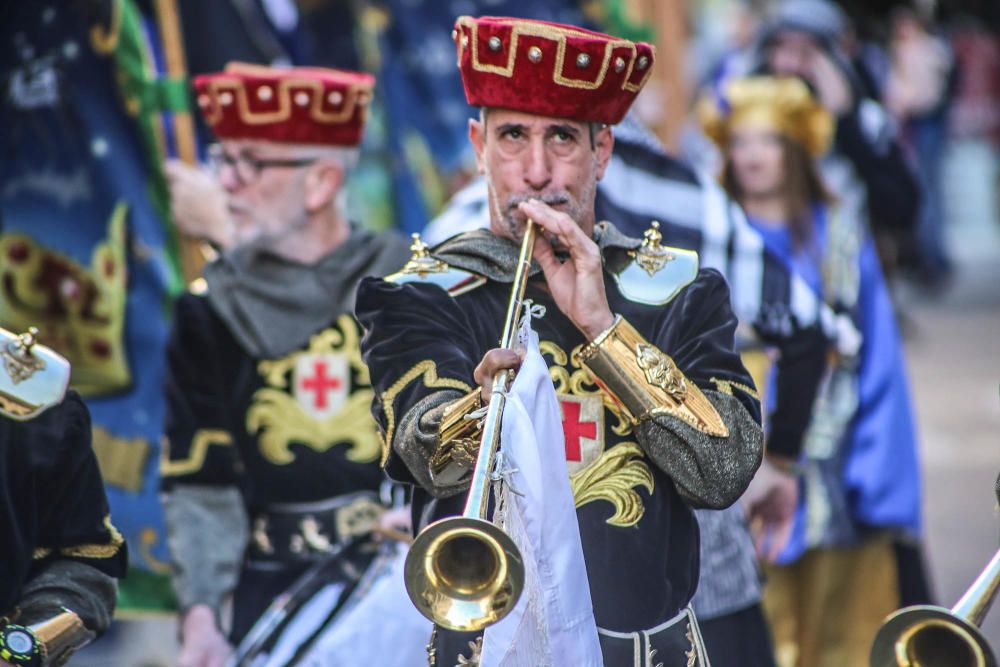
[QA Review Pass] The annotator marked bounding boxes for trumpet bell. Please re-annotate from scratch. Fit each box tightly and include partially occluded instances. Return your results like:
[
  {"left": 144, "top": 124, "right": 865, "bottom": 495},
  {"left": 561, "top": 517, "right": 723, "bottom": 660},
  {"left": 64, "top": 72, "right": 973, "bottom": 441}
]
[
  {"left": 871, "top": 605, "right": 998, "bottom": 667},
  {"left": 404, "top": 516, "right": 525, "bottom": 632}
]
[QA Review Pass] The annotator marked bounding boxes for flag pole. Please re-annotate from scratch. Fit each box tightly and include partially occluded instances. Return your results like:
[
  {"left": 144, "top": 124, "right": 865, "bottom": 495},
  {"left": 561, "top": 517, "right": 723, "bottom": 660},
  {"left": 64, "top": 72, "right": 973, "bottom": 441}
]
[{"left": 153, "top": 0, "right": 208, "bottom": 282}]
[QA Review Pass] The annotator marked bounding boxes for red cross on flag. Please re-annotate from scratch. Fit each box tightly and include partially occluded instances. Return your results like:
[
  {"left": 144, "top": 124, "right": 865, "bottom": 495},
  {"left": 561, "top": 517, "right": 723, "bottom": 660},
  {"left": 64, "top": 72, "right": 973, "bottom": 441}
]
[
  {"left": 557, "top": 394, "right": 604, "bottom": 476},
  {"left": 294, "top": 353, "right": 349, "bottom": 419}
]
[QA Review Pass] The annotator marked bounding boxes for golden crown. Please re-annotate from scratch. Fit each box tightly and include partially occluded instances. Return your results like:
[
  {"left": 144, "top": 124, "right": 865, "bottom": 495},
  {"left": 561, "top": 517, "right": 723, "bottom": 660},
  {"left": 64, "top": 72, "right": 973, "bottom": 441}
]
[{"left": 698, "top": 76, "right": 834, "bottom": 157}]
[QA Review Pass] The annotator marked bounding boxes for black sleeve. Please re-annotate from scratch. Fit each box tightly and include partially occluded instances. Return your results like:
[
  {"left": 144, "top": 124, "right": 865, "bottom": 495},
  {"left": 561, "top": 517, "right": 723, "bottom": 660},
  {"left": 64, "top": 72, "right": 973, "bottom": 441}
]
[
  {"left": 663, "top": 269, "right": 761, "bottom": 425},
  {"left": 356, "top": 278, "right": 479, "bottom": 488},
  {"left": 31, "top": 393, "right": 127, "bottom": 580},
  {"left": 834, "top": 106, "right": 920, "bottom": 234},
  {"left": 766, "top": 325, "right": 828, "bottom": 459},
  {"left": 633, "top": 270, "right": 764, "bottom": 509},
  {"left": 21, "top": 393, "right": 126, "bottom": 632},
  {"left": 160, "top": 294, "right": 241, "bottom": 491}
]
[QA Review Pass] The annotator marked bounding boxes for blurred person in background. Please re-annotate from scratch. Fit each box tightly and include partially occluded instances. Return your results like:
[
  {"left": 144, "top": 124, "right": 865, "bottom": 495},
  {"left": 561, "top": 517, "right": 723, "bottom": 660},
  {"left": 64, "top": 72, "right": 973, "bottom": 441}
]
[
  {"left": 701, "top": 75, "right": 924, "bottom": 667},
  {"left": 885, "top": 6, "right": 956, "bottom": 288},
  {"left": 747, "top": 0, "right": 921, "bottom": 307},
  {"left": 160, "top": 63, "right": 410, "bottom": 667}
]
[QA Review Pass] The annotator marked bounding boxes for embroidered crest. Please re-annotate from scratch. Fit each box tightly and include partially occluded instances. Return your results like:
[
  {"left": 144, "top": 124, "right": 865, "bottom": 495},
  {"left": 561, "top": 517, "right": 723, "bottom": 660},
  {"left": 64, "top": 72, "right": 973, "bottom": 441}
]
[
  {"left": 294, "top": 353, "right": 349, "bottom": 419},
  {"left": 558, "top": 394, "right": 604, "bottom": 476},
  {"left": 246, "top": 315, "right": 381, "bottom": 465},
  {"left": 540, "top": 339, "right": 654, "bottom": 527}
]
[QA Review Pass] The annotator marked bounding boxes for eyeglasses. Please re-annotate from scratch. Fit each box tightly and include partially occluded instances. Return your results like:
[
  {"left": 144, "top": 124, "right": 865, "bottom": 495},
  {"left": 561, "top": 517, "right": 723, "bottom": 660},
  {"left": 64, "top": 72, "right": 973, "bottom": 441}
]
[{"left": 207, "top": 143, "right": 317, "bottom": 186}]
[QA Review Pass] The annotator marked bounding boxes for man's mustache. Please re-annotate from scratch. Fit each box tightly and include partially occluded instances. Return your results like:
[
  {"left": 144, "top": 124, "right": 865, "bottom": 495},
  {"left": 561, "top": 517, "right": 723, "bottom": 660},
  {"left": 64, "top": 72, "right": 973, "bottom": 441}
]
[{"left": 504, "top": 193, "right": 570, "bottom": 212}]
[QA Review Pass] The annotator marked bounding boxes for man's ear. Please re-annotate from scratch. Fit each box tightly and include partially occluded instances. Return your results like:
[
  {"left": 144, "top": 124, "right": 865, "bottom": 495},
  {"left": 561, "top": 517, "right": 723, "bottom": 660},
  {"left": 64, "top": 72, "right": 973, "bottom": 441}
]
[
  {"left": 469, "top": 117, "right": 486, "bottom": 175},
  {"left": 594, "top": 126, "right": 614, "bottom": 181},
  {"left": 304, "top": 159, "right": 345, "bottom": 213}
]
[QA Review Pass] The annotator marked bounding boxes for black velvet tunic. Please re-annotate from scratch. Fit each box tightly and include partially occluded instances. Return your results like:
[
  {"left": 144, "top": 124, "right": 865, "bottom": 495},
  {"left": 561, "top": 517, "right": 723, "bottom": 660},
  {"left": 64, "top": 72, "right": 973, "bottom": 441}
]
[
  {"left": 161, "top": 293, "right": 385, "bottom": 510},
  {"left": 357, "top": 227, "right": 762, "bottom": 633},
  {"left": 0, "top": 392, "right": 127, "bottom": 616}
]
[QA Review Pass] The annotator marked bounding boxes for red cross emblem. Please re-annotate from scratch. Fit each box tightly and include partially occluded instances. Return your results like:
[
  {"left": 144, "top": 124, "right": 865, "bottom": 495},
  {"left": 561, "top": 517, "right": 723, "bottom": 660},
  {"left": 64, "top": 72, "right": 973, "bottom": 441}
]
[
  {"left": 299, "top": 360, "right": 342, "bottom": 409},
  {"left": 294, "top": 354, "right": 349, "bottom": 418},
  {"left": 557, "top": 394, "right": 604, "bottom": 475}
]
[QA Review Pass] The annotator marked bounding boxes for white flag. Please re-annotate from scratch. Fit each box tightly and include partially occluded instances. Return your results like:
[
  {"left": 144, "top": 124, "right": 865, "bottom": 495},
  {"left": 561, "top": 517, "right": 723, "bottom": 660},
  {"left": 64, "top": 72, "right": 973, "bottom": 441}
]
[{"left": 480, "top": 317, "right": 603, "bottom": 667}]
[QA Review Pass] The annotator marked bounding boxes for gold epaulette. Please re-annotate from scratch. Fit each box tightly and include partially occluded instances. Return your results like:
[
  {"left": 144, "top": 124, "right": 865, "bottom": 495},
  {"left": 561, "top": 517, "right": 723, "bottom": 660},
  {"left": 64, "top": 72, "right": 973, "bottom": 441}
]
[
  {"left": 384, "top": 233, "right": 486, "bottom": 297},
  {"left": 612, "top": 221, "right": 699, "bottom": 306},
  {"left": 0, "top": 327, "right": 70, "bottom": 421}
]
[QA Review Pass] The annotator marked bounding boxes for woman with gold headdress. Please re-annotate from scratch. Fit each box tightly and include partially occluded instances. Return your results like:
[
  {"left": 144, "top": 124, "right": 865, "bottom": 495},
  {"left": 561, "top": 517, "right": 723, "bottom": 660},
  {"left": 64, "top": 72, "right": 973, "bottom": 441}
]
[{"left": 700, "top": 76, "right": 925, "bottom": 667}]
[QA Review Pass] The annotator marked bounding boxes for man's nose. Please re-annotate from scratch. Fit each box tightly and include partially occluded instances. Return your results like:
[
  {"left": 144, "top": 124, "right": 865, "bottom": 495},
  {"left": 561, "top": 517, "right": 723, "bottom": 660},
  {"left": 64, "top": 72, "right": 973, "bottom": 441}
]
[
  {"left": 218, "top": 164, "right": 242, "bottom": 193},
  {"left": 522, "top": 137, "right": 552, "bottom": 191}
]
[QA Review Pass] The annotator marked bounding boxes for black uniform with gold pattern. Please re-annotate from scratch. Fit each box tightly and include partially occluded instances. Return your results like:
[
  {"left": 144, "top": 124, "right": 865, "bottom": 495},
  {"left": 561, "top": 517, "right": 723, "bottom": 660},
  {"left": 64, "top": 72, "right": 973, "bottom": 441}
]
[
  {"left": 1, "top": 325, "right": 125, "bottom": 666},
  {"left": 357, "top": 222, "right": 764, "bottom": 665},
  {"left": 161, "top": 292, "right": 387, "bottom": 641}
]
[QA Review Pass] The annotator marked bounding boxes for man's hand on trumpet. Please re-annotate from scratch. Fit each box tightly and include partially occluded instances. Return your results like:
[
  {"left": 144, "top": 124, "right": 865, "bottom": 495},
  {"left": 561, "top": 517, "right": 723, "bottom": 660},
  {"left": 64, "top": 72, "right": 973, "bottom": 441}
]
[{"left": 519, "top": 199, "right": 614, "bottom": 341}]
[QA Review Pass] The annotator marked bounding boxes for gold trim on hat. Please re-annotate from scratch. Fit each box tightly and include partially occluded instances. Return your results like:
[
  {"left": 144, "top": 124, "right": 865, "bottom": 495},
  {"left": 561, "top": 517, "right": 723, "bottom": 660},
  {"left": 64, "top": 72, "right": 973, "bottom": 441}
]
[
  {"left": 455, "top": 16, "right": 654, "bottom": 93},
  {"left": 201, "top": 76, "right": 372, "bottom": 128}
]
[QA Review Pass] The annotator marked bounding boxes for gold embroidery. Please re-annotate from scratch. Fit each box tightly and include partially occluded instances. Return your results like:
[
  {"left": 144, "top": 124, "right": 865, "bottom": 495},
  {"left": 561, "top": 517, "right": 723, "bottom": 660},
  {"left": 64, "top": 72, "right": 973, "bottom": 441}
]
[
  {"left": 59, "top": 516, "right": 125, "bottom": 559},
  {"left": 159, "top": 429, "right": 233, "bottom": 477},
  {"left": 686, "top": 623, "right": 697, "bottom": 667},
  {"left": 709, "top": 377, "right": 759, "bottom": 400},
  {"left": 569, "top": 442, "right": 653, "bottom": 527},
  {"left": 247, "top": 317, "right": 381, "bottom": 465},
  {"left": 539, "top": 339, "right": 653, "bottom": 526},
  {"left": 541, "top": 341, "right": 631, "bottom": 436},
  {"left": 138, "top": 527, "right": 172, "bottom": 574},
  {"left": 455, "top": 16, "right": 653, "bottom": 92},
  {"left": 92, "top": 426, "right": 151, "bottom": 492},
  {"left": 456, "top": 636, "right": 483, "bottom": 666},
  {"left": 379, "top": 360, "right": 472, "bottom": 466},
  {"left": 32, "top": 547, "right": 52, "bottom": 560},
  {"left": 201, "top": 71, "right": 371, "bottom": 127}
]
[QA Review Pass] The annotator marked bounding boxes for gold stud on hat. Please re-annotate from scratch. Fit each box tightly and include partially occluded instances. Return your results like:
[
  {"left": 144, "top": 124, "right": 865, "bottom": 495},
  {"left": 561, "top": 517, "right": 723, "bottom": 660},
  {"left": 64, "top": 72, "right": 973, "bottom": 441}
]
[
  {"left": 528, "top": 46, "right": 542, "bottom": 63},
  {"left": 576, "top": 53, "right": 590, "bottom": 68},
  {"left": 257, "top": 86, "right": 273, "bottom": 101},
  {"left": 488, "top": 36, "right": 502, "bottom": 51},
  {"left": 294, "top": 91, "right": 309, "bottom": 106},
  {"left": 614, "top": 57, "right": 625, "bottom": 73},
  {"left": 637, "top": 55, "right": 649, "bottom": 70}
]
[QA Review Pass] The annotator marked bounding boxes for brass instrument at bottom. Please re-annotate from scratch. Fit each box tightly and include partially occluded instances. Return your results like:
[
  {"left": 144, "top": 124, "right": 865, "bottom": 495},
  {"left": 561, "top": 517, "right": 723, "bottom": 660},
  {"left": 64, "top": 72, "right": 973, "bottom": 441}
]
[
  {"left": 871, "top": 473, "right": 1000, "bottom": 667},
  {"left": 403, "top": 220, "right": 537, "bottom": 632}
]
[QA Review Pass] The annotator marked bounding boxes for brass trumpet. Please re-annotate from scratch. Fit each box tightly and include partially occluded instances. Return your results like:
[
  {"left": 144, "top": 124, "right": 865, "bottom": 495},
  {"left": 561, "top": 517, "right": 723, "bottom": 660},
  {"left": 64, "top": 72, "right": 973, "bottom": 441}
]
[
  {"left": 870, "top": 474, "right": 1000, "bottom": 667},
  {"left": 402, "top": 220, "right": 537, "bottom": 632}
]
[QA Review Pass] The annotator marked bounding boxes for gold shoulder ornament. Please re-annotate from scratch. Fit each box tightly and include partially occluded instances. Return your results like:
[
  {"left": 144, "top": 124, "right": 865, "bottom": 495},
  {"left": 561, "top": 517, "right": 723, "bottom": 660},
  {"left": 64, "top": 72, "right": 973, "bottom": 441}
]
[
  {"left": 384, "top": 233, "right": 486, "bottom": 296},
  {"left": 0, "top": 327, "right": 70, "bottom": 421},
  {"left": 613, "top": 221, "right": 699, "bottom": 306}
]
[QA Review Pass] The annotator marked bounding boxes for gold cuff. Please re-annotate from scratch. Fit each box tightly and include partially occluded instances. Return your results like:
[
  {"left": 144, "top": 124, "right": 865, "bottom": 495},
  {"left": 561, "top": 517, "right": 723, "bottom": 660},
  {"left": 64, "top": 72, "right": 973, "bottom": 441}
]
[
  {"left": 576, "top": 315, "right": 729, "bottom": 437},
  {"left": 33, "top": 609, "right": 95, "bottom": 665},
  {"left": 430, "top": 389, "right": 483, "bottom": 486}
]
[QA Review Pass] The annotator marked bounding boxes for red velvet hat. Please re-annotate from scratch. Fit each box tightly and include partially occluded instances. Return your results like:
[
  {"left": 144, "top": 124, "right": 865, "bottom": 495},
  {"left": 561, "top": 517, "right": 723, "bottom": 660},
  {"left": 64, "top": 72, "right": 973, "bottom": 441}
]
[
  {"left": 453, "top": 16, "right": 655, "bottom": 125},
  {"left": 193, "top": 62, "right": 374, "bottom": 147}
]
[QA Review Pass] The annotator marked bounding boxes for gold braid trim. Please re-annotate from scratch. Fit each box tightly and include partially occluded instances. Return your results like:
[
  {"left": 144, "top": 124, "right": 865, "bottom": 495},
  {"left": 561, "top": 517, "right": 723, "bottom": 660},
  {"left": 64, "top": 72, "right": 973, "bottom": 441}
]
[
  {"left": 709, "top": 377, "right": 759, "bottom": 400},
  {"left": 159, "top": 429, "right": 233, "bottom": 477},
  {"left": 379, "top": 360, "right": 472, "bottom": 466},
  {"left": 55, "top": 516, "right": 125, "bottom": 559}
]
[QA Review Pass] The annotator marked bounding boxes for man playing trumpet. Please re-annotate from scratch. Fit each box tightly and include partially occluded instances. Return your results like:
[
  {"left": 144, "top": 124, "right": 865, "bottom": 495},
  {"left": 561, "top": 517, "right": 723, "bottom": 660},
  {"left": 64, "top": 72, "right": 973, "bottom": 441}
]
[{"left": 358, "top": 16, "right": 763, "bottom": 666}]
